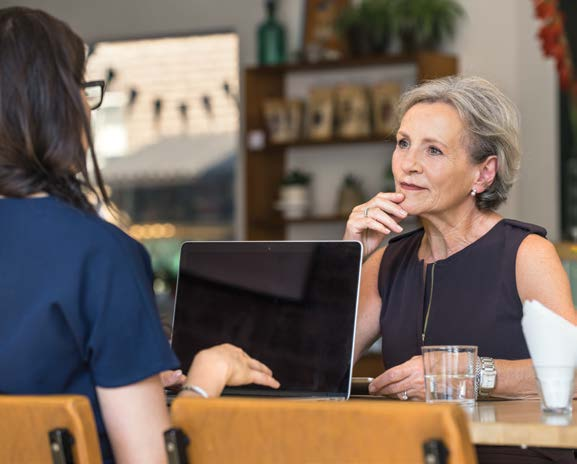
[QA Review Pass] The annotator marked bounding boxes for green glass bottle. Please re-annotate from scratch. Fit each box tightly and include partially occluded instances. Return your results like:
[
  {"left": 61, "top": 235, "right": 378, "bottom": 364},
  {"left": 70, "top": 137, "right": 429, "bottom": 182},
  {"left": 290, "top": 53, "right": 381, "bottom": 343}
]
[{"left": 258, "top": 0, "right": 286, "bottom": 65}]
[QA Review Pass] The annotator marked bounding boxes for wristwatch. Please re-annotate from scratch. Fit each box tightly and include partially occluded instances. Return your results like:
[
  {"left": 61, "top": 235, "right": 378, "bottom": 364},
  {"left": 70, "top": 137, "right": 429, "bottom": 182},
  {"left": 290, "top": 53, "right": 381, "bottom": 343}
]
[{"left": 476, "top": 357, "right": 497, "bottom": 398}]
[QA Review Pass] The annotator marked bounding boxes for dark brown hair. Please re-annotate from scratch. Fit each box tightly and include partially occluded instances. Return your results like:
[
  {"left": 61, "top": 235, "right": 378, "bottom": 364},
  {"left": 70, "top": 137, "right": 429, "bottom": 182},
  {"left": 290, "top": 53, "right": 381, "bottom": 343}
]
[{"left": 0, "top": 6, "right": 109, "bottom": 213}]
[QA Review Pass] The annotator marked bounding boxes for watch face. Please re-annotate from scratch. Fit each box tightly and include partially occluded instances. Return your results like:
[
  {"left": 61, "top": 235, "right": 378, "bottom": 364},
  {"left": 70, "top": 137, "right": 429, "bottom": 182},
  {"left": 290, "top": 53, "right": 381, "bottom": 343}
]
[{"left": 481, "top": 377, "right": 494, "bottom": 388}]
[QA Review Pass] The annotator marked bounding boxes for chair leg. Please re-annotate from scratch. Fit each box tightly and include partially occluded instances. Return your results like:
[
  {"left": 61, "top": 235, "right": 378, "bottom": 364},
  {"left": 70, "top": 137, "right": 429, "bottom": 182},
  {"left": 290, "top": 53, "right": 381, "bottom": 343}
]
[
  {"left": 49, "top": 429, "right": 75, "bottom": 464},
  {"left": 164, "top": 428, "right": 189, "bottom": 464},
  {"left": 423, "top": 439, "right": 449, "bottom": 464}
]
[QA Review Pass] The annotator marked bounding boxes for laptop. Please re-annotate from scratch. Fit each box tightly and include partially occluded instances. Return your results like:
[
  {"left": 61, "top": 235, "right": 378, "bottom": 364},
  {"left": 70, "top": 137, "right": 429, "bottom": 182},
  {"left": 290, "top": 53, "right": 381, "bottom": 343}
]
[{"left": 170, "top": 240, "right": 362, "bottom": 400}]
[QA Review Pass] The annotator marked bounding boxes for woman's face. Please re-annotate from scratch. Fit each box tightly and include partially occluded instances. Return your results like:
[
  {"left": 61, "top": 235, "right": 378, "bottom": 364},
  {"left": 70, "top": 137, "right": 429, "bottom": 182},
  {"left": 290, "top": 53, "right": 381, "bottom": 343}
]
[{"left": 391, "top": 102, "right": 479, "bottom": 217}]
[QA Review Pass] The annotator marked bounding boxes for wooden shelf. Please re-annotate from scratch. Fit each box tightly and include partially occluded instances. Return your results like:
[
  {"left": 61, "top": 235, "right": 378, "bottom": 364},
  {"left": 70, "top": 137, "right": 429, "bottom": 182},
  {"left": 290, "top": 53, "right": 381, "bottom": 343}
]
[
  {"left": 247, "top": 54, "right": 423, "bottom": 74},
  {"left": 253, "top": 214, "right": 348, "bottom": 227},
  {"left": 263, "top": 134, "right": 394, "bottom": 150},
  {"left": 284, "top": 214, "right": 348, "bottom": 224}
]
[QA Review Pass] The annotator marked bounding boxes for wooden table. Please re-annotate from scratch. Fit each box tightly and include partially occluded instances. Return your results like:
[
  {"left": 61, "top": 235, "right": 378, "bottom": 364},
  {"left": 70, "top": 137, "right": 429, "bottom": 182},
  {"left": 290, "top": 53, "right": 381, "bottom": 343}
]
[
  {"left": 353, "top": 396, "right": 577, "bottom": 448},
  {"left": 469, "top": 399, "right": 577, "bottom": 448}
]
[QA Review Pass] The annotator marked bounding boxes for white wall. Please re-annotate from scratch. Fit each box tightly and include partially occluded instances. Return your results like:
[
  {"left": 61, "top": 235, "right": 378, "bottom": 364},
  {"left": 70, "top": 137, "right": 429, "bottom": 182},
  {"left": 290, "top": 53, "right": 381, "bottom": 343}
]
[{"left": 2, "top": 0, "right": 559, "bottom": 239}]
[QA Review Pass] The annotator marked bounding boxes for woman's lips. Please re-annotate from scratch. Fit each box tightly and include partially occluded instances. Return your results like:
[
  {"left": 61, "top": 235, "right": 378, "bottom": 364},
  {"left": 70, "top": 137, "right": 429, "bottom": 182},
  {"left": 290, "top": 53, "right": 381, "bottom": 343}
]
[{"left": 400, "top": 182, "right": 426, "bottom": 191}]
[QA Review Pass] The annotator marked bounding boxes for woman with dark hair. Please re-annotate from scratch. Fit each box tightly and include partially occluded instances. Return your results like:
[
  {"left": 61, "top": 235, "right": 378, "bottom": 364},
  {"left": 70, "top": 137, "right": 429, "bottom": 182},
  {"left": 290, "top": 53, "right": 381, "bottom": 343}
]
[{"left": 0, "top": 7, "right": 279, "bottom": 464}]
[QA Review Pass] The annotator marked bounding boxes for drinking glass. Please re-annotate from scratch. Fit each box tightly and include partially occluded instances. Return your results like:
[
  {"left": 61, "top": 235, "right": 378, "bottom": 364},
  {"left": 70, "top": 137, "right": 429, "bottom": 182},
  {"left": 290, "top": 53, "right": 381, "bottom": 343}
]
[
  {"left": 534, "top": 366, "right": 575, "bottom": 415},
  {"left": 422, "top": 345, "right": 478, "bottom": 405}
]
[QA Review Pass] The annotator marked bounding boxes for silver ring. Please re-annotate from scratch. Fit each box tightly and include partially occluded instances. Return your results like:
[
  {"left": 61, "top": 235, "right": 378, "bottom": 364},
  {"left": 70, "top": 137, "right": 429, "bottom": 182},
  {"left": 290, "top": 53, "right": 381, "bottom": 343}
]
[
  {"left": 363, "top": 207, "right": 370, "bottom": 218},
  {"left": 401, "top": 390, "right": 408, "bottom": 401}
]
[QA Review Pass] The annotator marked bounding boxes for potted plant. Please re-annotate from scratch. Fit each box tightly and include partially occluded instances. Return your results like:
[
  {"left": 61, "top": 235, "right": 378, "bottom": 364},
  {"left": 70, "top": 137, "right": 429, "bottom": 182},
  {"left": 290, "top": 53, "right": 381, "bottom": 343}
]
[
  {"left": 393, "top": 0, "right": 465, "bottom": 53},
  {"left": 277, "top": 169, "right": 312, "bottom": 219},
  {"left": 336, "top": 0, "right": 395, "bottom": 57}
]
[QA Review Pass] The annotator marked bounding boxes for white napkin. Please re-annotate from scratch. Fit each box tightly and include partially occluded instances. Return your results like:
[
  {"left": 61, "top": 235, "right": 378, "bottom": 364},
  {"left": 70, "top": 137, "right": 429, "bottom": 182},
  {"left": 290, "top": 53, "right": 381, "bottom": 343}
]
[{"left": 521, "top": 300, "right": 577, "bottom": 409}]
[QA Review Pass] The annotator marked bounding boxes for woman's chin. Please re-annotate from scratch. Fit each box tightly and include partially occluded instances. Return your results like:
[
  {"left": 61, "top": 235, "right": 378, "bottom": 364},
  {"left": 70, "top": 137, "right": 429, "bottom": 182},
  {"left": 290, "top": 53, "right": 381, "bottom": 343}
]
[{"left": 399, "top": 200, "right": 422, "bottom": 217}]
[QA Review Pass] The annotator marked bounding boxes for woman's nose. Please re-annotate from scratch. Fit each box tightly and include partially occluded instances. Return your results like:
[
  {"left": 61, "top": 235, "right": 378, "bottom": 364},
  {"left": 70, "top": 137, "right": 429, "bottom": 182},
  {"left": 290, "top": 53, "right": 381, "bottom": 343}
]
[{"left": 401, "top": 148, "right": 422, "bottom": 174}]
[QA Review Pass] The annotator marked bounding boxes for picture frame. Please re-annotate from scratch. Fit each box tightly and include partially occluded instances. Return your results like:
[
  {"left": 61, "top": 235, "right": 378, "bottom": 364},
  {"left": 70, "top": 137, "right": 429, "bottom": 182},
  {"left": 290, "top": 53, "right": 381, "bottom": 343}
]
[
  {"left": 302, "top": 0, "right": 350, "bottom": 60},
  {"left": 371, "top": 82, "right": 401, "bottom": 138},
  {"left": 335, "top": 84, "right": 370, "bottom": 139},
  {"left": 306, "top": 87, "right": 335, "bottom": 141},
  {"left": 263, "top": 99, "right": 303, "bottom": 144}
]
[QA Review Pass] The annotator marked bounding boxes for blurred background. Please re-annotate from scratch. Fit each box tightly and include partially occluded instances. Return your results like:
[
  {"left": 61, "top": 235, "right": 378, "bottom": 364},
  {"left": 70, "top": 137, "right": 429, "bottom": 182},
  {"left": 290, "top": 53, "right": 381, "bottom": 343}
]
[{"left": 3, "top": 0, "right": 575, "bottom": 330}]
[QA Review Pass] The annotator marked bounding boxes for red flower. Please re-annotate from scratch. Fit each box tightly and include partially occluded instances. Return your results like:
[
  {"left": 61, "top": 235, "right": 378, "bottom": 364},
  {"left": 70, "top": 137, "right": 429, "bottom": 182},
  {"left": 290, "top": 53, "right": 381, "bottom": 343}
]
[
  {"left": 551, "top": 42, "right": 567, "bottom": 63},
  {"left": 535, "top": 0, "right": 558, "bottom": 19},
  {"left": 538, "top": 20, "right": 564, "bottom": 56},
  {"left": 534, "top": 0, "right": 576, "bottom": 96}
]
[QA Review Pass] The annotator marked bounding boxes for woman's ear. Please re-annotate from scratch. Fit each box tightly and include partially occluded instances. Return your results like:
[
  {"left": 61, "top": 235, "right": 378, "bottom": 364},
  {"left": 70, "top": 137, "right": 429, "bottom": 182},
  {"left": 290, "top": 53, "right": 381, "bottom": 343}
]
[{"left": 474, "top": 155, "right": 498, "bottom": 194}]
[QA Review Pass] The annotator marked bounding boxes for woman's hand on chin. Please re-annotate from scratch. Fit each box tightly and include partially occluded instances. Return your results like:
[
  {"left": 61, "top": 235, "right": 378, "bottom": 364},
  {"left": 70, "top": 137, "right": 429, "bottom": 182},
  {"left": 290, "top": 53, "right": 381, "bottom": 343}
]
[{"left": 343, "top": 192, "right": 408, "bottom": 257}]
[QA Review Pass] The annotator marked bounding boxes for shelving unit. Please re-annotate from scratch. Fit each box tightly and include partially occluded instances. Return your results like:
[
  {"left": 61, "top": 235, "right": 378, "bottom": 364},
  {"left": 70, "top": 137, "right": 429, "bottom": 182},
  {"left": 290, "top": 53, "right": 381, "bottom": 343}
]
[
  {"left": 244, "top": 52, "right": 458, "bottom": 240},
  {"left": 264, "top": 134, "right": 394, "bottom": 150}
]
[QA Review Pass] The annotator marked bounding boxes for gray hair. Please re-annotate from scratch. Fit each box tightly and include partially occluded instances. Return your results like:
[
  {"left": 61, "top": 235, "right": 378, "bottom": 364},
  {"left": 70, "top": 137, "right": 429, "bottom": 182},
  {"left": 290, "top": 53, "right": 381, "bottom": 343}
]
[{"left": 397, "top": 76, "right": 520, "bottom": 211}]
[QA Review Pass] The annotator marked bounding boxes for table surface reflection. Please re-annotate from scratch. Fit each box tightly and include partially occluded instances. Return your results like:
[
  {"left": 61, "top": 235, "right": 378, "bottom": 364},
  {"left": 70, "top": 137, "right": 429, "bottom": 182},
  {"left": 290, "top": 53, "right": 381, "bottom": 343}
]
[
  {"left": 469, "top": 399, "right": 577, "bottom": 448},
  {"left": 352, "top": 396, "right": 577, "bottom": 448}
]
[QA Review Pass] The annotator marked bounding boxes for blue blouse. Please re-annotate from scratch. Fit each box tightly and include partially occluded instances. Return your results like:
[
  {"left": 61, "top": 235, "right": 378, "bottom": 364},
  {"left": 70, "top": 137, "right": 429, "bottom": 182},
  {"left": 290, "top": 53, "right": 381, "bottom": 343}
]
[{"left": 0, "top": 196, "right": 179, "bottom": 462}]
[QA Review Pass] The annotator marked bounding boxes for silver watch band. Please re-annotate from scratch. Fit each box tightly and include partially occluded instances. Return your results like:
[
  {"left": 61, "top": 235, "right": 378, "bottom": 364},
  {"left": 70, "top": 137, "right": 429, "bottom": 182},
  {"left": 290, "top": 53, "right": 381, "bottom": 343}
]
[{"left": 477, "top": 356, "right": 496, "bottom": 397}]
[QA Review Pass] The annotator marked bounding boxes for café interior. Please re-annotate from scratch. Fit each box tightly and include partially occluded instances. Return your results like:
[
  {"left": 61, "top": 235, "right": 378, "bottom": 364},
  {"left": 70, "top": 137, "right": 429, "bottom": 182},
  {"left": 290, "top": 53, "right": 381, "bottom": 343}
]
[{"left": 2, "top": 0, "right": 577, "bottom": 463}]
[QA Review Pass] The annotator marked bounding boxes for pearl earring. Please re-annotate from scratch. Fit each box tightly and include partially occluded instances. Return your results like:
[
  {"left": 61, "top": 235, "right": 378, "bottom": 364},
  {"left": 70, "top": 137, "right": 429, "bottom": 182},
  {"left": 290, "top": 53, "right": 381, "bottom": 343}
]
[{"left": 470, "top": 188, "right": 477, "bottom": 197}]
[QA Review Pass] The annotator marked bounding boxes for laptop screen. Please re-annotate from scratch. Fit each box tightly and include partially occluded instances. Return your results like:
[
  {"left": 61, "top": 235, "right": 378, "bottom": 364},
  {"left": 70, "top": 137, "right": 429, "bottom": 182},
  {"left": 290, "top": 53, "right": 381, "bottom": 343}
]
[{"left": 171, "top": 241, "right": 362, "bottom": 398}]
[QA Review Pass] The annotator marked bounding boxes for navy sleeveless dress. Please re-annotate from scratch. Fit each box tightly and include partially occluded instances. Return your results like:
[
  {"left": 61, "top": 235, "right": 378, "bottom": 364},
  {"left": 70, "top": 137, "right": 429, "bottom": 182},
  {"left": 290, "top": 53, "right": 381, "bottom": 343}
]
[
  {"left": 377, "top": 219, "right": 577, "bottom": 463},
  {"left": 378, "top": 219, "right": 545, "bottom": 368}
]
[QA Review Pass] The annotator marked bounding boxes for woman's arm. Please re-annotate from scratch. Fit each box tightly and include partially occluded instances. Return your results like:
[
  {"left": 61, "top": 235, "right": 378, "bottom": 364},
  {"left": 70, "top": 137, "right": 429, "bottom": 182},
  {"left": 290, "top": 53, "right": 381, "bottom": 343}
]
[
  {"left": 353, "top": 248, "right": 385, "bottom": 364},
  {"left": 516, "top": 234, "right": 576, "bottom": 322},
  {"left": 367, "top": 356, "right": 540, "bottom": 400},
  {"left": 96, "top": 375, "right": 170, "bottom": 464},
  {"left": 489, "top": 235, "right": 576, "bottom": 398},
  {"left": 369, "top": 235, "right": 577, "bottom": 400},
  {"left": 490, "top": 359, "right": 539, "bottom": 399},
  {"left": 343, "top": 192, "right": 408, "bottom": 362},
  {"left": 98, "top": 345, "right": 280, "bottom": 463}
]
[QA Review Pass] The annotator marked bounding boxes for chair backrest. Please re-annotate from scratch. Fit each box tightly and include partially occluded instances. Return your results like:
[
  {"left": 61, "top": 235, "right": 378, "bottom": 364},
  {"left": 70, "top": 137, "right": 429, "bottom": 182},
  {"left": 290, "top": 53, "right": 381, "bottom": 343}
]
[
  {"left": 167, "top": 398, "right": 477, "bottom": 464},
  {"left": 0, "top": 395, "right": 103, "bottom": 464}
]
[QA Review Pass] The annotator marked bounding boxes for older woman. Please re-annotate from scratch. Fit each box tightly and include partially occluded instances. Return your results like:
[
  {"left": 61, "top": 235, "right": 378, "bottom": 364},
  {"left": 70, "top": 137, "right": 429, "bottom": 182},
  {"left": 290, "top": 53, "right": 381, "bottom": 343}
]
[{"left": 344, "top": 76, "right": 576, "bottom": 463}]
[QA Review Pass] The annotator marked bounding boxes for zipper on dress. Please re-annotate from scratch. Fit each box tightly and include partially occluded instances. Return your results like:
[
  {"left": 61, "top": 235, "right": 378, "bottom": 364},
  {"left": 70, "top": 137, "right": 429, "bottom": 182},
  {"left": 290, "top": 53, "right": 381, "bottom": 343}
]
[{"left": 421, "top": 262, "right": 436, "bottom": 343}]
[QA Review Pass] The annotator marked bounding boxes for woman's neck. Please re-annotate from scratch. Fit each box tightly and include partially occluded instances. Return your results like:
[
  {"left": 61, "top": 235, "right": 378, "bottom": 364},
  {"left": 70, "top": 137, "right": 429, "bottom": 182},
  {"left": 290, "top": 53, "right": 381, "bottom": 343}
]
[{"left": 418, "top": 205, "right": 502, "bottom": 263}]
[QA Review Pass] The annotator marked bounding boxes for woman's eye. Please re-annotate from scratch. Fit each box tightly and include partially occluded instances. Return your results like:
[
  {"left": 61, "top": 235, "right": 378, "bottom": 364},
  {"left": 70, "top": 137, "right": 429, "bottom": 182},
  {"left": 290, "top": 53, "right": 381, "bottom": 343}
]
[
  {"left": 428, "top": 146, "right": 443, "bottom": 156},
  {"left": 397, "top": 139, "right": 409, "bottom": 149}
]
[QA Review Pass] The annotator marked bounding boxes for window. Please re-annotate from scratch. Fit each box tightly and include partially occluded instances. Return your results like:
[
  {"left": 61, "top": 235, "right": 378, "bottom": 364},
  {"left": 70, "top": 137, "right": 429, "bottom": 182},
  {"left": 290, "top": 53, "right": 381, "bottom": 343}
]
[{"left": 86, "top": 33, "right": 239, "bottom": 330}]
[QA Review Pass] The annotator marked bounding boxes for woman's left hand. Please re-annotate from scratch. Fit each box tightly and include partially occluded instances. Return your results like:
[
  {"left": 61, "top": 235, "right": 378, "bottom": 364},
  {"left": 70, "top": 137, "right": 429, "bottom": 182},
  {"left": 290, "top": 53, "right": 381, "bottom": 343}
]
[{"left": 368, "top": 355, "right": 425, "bottom": 400}]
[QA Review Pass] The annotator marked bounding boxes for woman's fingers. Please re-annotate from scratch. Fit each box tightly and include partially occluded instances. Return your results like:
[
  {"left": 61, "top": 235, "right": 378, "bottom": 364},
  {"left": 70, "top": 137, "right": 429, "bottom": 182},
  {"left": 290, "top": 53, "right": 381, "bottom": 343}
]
[
  {"left": 159, "top": 369, "right": 186, "bottom": 388},
  {"left": 366, "top": 208, "right": 403, "bottom": 233},
  {"left": 365, "top": 218, "right": 392, "bottom": 235},
  {"left": 369, "top": 194, "right": 409, "bottom": 219},
  {"left": 220, "top": 345, "right": 281, "bottom": 389},
  {"left": 368, "top": 356, "right": 425, "bottom": 398},
  {"left": 369, "top": 366, "right": 408, "bottom": 394},
  {"left": 249, "top": 370, "right": 281, "bottom": 389},
  {"left": 247, "top": 356, "right": 274, "bottom": 376}
]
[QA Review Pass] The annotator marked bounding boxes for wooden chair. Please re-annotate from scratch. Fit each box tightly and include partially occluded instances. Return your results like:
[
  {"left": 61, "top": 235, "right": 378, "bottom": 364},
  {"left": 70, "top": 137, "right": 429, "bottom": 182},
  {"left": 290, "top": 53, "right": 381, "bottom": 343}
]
[
  {"left": 166, "top": 397, "right": 477, "bottom": 464},
  {"left": 0, "top": 395, "right": 103, "bottom": 464}
]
